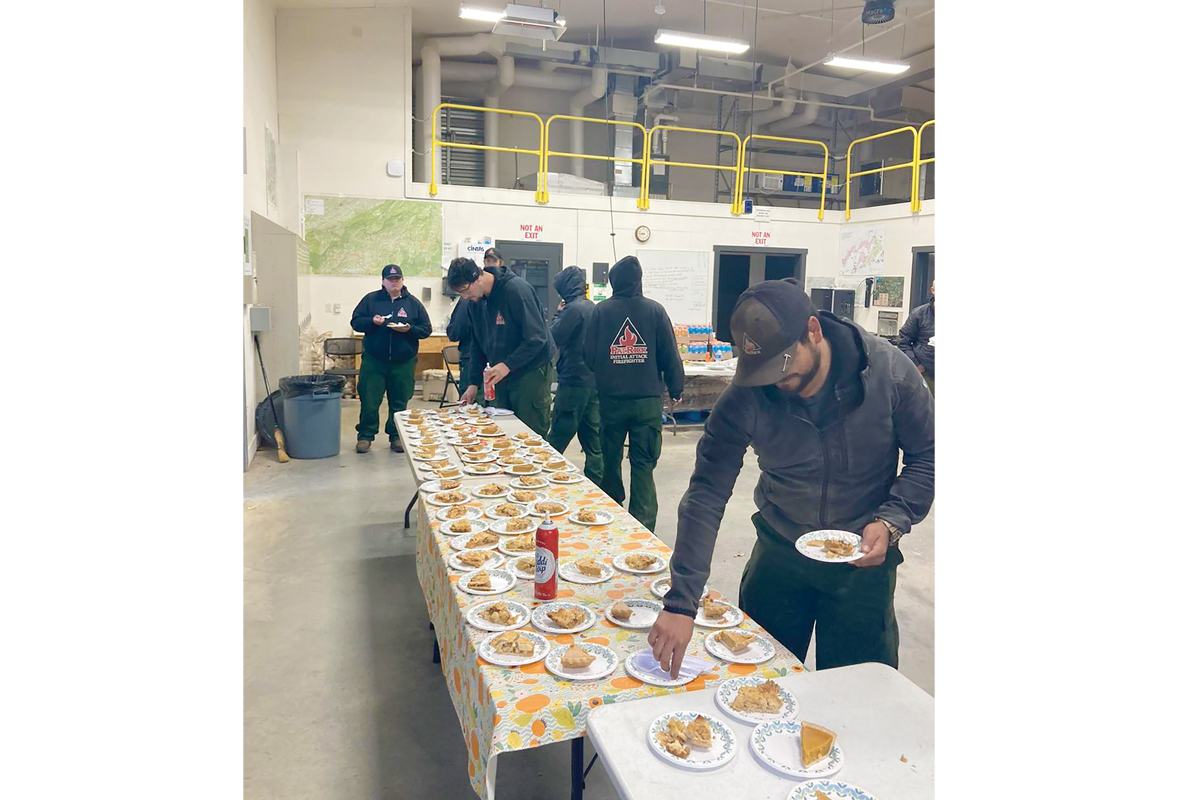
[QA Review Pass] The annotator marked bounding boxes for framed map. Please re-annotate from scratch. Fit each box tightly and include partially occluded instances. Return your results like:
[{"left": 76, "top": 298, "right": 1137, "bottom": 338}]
[
  {"left": 872, "top": 276, "right": 904, "bottom": 308},
  {"left": 303, "top": 195, "right": 443, "bottom": 277},
  {"left": 839, "top": 225, "right": 885, "bottom": 276}
]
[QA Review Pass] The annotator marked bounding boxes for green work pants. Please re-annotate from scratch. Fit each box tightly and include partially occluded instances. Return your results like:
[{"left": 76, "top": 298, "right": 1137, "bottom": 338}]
[
  {"left": 356, "top": 350, "right": 416, "bottom": 441},
  {"left": 739, "top": 512, "right": 903, "bottom": 670},
  {"left": 598, "top": 396, "right": 663, "bottom": 532},
  {"left": 493, "top": 361, "right": 552, "bottom": 438},
  {"left": 547, "top": 383, "right": 604, "bottom": 485}
]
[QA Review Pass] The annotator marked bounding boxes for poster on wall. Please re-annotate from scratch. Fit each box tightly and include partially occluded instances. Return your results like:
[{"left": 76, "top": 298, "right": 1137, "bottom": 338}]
[
  {"left": 872, "top": 276, "right": 904, "bottom": 308},
  {"left": 839, "top": 225, "right": 884, "bottom": 276},
  {"left": 264, "top": 126, "right": 277, "bottom": 211},
  {"left": 303, "top": 195, "right": 443, "bottom": 277},
  {"left": 243, "top": 216, "right": 252, "bottom": 276}
]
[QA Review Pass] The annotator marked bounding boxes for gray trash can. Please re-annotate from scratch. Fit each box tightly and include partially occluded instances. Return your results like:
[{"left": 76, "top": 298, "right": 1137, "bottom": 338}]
[{"left": 279, "top": 374, "right": 346, "bottom": 459}]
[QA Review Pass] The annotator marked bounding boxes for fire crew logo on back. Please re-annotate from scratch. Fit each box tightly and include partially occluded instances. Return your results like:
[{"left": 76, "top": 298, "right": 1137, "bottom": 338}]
[{"left": 609, "top": 318, "right": 648, "bottom": 364}]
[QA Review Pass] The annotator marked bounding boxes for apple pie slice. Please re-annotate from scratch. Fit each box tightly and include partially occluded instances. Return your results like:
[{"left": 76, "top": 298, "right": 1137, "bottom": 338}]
[
  {"left": 684, "top": 715, "right": 712, "bottom": 749},
  {"left": 730, "top": 680, "right": 784, "bottom": 714},
  {"left": 547, "top": 606, "right": 586, "bottom": 629},
  {"left": 552, "top": 472, "right": 574, "bottom": 482},
  {"left": 434, "top": 491, "right": 466, "bottom": 504},
  {"left": 656, "top": 718, "right": 691, "bottom": 760},
  {"left": 518, "top": 475, "right": 543, "bottom": 487},
  {"left": 610, "top": 600, "right": 633, "bottom": 621},
  {"left": 449, "top": 519, "right": 475, "bottom": 533},
  {"left": 576, "top": 508, "right": 597, "bottom": 523},
  {"left": 491, "top": 631, "right": 534, "bottom": 656},
  {"left": 495, "top": 503, "right": 524, "bottom": 517},
  {"left": 509, "top": 533, "right": 535, "bottom": 550},
  {"left": 445, "top": 505, "right": 472, "bottom": 520},
  {"left": 457, "top": 549, "right": 492, "bottom": 569},
  {"left": 714, "top": 630, "right": 755, "bottom": 653},
  {"left": 534, "top": 501, "right": 565, "bottom": 516},
  {"left": 506, "top": 519, "right": 533, "bottom": 534},
  {"left": 515, "top": 556, "right": 535, "bottom": 574},
  {"left": 560, "top": 645, "right": 595, "bottom": 669},
  {"left": 511, "top": 490, "right": 539, "bottom": 503},
  {"left": 480, "top": 602, "right": 514, "bottom": 625},
  {"left": 575, "top": 558, "right": 602, "bottom": 578},
  {"left": 624, "top": 553, "right": 658, "bottom": 571},
  {"left": 478, "top": 483, "right": 507, "bottom": 496},
  {"left": 465, "top": 531, "right": 500, "bottom": 549},
  {"left": 467, "top": 572, "right": 492, "bottom": 592},
  {"left": 701, "top": 594, "right": 728, "bottom": 620}
]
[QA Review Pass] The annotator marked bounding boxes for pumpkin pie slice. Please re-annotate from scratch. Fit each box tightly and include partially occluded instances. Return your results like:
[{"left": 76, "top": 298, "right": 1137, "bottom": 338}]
[
  {"left": 560, "top": 645, "right": 595, "bottom": 669},
  {"left": 799, "top": 721, "right": 837, "bottom": 767}
]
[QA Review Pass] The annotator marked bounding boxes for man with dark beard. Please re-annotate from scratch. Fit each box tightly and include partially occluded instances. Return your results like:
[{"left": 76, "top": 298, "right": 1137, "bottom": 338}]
[{"left": 646, "top": 278, "right": 935, "bottom": 677}]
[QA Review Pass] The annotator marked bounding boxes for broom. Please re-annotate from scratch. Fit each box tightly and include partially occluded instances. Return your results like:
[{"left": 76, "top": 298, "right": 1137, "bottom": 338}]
[{"left": 254, "top": 334, "right": 290, "bottom": 463}]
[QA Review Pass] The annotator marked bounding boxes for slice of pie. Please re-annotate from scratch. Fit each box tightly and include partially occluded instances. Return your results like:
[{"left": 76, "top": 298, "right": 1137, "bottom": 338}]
[
  {"left": 552, "top": 472, "right": 574, "bottom": 482},
  {"left": 435, "top": 468, "right": 461, "bottom": 478},
  {"left": 576, "top": 508, "right": 597, "bottom": 523},
  {"left": 449, "top": 519, "right": 474, "bottom": 533},
  {"left": 506, "top": 519, "right": 532, "bottom": 534},
  {"left": 479, "top": 483, "right": 507, "bottom": 496},
  {"left": 511, "top": 490, "right": 538, "bottom": 503},
  {"left": 495, "top": 503, "right": 523, "bottom": 517},
  {"left": 445, "top": 505, "right": 471, "bottom": 520},
  {"left": 510, "top": 533, "right": 535, "bottom": 550},
  {"left": 656, "top": 718, "right": 691, "bottom": 759},
  {"left": 684, "top": 715, "right": 712, "bottom": 749},
  {"left": 467, "top": 572, "right": 492, "bottom": 592},
  {"left": 534, "top": 502, "right": 564, "bottom": 516},
  {"left": 730, "top": 680, "right": 784, "bottom": 714},
  {"left": 545, "top": 460, "right": 568, "bottom": 471},
  {"left": 480, "top": 602, "right": 514, "bottom": 625},
  {"left": 511, "top": 464, "right": 537, "bottom": 474},
  {"left": 515, "top": 556, "right": 535, "bottom": 574},
  {"left": 799, "top": 721, "right": 837, "bottom": 768},
  {"left": 701, "top": 594, "right": 727, "bottom": 620},
  {"left": 492, "top": 631, "right": 535, "bottom": 656},
  {"left": 624, "top": 553, "right": 658, "bottom": 571},
  {"left": 519, "top": 475, "right": 543, "bottom": 487},
  {"left": 439, "top": 479, "right": 462, "bottom": 490},
  {"left": 547, "top": 606, "right": 587, "bottom": 629},
  {"left": 714, "top": 630, "right": 756, "bottom": 653},
  {"left": 480, "top": 425, "right": 501, "bottom": 435},
  {"left": 499, "top": 457, "right": 525, "bottom": 466},
  {"left": 428, "top": 460, "right": 450, "bottom": 469},
  {"left": 458, "top": 549, "right": 492, "bottom": 568},
  {"left": 434, "top": 491, "right": 466, "bottom": 504},
  {"left": 575, "top": 558, "right": 602, "bottom": 578},
  {"left": 560, "top": 644, "right": 595, "bottom": 669},
  {"left": 466, "top": 531, "right": 500, "bottom": 549},
  {"left": 610, "top": 601, "right": 633, "bottom": 621},
  {"left": 515, "top": 432, "right": 532, "bottom": 440}
]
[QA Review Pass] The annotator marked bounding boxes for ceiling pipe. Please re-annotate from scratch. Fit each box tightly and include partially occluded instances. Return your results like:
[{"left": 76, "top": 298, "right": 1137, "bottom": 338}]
[
  {"left": 418, "top": 34, "right": 507, "bottom": 183},
  {"left": 644, "top": 82, "right": 909, "bottom": 125},
  {"left": 568, "top": 67, "right": 608, "bottom": 177},
  {"left": 766, "top": 97, "right": 822, "bottom": 135},
  {"left": 484, "top": 55, "right": 516, "bottom": 188},
  {"left": 752, "top": 88, "right": 798, "bottom": 128}
]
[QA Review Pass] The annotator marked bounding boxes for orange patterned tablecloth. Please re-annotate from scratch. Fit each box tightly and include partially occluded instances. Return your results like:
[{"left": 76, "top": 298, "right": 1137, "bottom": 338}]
[{"left": 410, "top": 413, "right": 805, "bottom": 800}]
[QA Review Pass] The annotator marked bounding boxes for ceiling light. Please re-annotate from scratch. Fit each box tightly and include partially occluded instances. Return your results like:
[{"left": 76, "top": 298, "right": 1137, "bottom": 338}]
[
  {"left": 823, "top": 55, "right": 909, "bottom": 74},
  {"left": 459, "top": 5, "right": 505, "bottom": 23},
  {"left": 654, "top": 29, "right": 750, "bottom": 55},
  {"left": 492, "top": 3, "right": 567, "bottom": 41}
]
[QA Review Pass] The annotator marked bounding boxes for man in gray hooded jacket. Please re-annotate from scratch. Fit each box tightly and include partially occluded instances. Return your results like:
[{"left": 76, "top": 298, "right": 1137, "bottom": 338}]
[
  {"left": 647, "top": 279, "right": 934, "bottom": 677},
  {"left": 547, "top": 266, "right": 603, "bottom": 484}
]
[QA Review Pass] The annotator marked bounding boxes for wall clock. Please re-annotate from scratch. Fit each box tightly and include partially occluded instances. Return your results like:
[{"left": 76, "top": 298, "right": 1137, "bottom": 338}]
[{"left": 634, "top": 225, "right": 651, "bottom": 243}]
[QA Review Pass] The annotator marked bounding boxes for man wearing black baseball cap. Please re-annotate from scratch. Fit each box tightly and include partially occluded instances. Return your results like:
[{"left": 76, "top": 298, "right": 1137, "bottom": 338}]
[
  {"left": 647, "top": 278, "right": 935, "bottom": 677},
  {"left": 349, "top": 264, "right": 432, "bottom": 453},
  {"left": 482, "top": 247, "right": 503, "bottom": 268}
]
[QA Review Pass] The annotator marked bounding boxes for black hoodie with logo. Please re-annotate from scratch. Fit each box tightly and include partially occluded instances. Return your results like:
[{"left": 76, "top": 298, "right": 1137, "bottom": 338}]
[
  {"left": 582, "top": 256, "right": 685, "bottom": 400},
  {"left": 464, "top": 265, "right": 552, "bottom": 387},
  {"left": 550, "top": 266, "right": 595, "bottom": 388},
  {"left": 349, "top": 286, "right": 432, "bottom": 363}
]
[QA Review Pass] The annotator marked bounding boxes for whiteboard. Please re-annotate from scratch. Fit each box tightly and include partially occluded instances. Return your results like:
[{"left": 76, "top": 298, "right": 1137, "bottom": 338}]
[{"left": 635, "top": 249, "right": 711, "bottom": 326}]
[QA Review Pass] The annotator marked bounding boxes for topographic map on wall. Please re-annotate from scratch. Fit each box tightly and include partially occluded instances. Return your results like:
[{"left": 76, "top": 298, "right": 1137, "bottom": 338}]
[
  {"left": 303, "top": 196, "right": 443, "bottom": 277},
  {"left": 839, "top": 225, "right": 885, "bottom": 275}
]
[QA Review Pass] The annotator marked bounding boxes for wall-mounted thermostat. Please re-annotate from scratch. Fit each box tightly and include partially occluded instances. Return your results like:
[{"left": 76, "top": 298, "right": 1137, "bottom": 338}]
[{"left": 634, "top": 225, "right": 651, "bottom": 243}]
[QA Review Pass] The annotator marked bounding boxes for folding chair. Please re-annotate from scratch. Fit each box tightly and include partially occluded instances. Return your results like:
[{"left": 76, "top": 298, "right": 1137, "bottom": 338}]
[
  {"left": 439, "top": 345, "right": 461, "bottom": 408},
  {"left": 323, "top": 338, "right": 363, "bottom": 398}
]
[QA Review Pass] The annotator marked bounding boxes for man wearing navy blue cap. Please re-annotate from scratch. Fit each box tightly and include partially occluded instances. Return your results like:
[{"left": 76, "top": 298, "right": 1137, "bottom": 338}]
[
  {"left": 350, "top": 264, "right": 432, "bottom": 453},
  {"left": 647, "top": 278, "right": 935, "bottom": 677}
]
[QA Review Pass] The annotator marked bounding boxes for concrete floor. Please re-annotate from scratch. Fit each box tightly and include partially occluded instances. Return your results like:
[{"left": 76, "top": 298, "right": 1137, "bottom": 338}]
[{"left": 244, "top": 396, "right": 934, "bottom": 800}]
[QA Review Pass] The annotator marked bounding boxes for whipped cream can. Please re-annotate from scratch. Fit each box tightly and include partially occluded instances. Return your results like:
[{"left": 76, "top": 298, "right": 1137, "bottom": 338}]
[{"left": 534, "top": 513, "right": 558, "bottom": 600}]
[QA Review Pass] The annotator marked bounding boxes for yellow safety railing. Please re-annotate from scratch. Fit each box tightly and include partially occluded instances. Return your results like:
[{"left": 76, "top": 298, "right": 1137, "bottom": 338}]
[
  {"left": 543, "top": 115, "right": 650, "bottom": 209},
  {"left": 641, "top": 126, "right": 745, "bottom": 215},
  {"left": 429, "top": 103, "right": 548, "bottom": 203},
  {"left": 735, "top": 134, "right": 830, "bottom": 221},
  {"left": 912, "top": 119, "right": 935, "bottom": 213},
  {"left": 844, "top": 126, "right": 918, "bottom": 221}
]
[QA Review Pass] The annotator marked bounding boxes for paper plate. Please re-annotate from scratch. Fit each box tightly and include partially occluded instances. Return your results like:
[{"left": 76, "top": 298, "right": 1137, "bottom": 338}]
[
  {"left": 694, "top": 600, "right": 745, "bottom": 629},
  {"left": 485, "top": 501, "right": 534, "bottom": 521},
  {"left": 435, "top": 505, "right": 483, "bottom": 522},
  {"left": 567, "top": 509, "right": 614, "bottom": 526},
  {"left": 449, "top": 531, "right": 502, "bottom": 551},
  {"left": 531, "top": 602, "right": 598, "bottom": 635},
  {"left": 456, "top": 568, "right": 517, "bottom": 597},
  {"left": 466, "top": 600, "right": 531, "bottom": 632},
  {"left": 449, "top": 548, "right": 507, "bottom": 572},
  {"left": 546, "top": 473, "right": 585, "bottom": 485},
  {"left": 478, "top": 629, "right": 550, "bottom": 666},
  {"left": 489, "top": 518, "right": 537, "bottom": 536},
  {"left": 794, "top": 530, "right": 864, "bottom": 564},
  {"left": 504, "top": 489, "right": 549, "bottom": 504},
  {"left": 507, "top": 476, "right": 550, "bottom": 489},
  {"left": 703, "top": 630, "right": 776, "bottom": 665},
  {"left": 409, "top": 451, "right": 452, "bottom": 463},
  {"left": 649, "top": 577, "right": 710, "bottom": 600},
  {"left": 623, "top": 653, "right": 694, "bottom": 688},
  {"left": 462, "top": 463, "right": 503, "bottom": 476},
  {"left": 470, "top": 483, "right": 512, "bottom": 501},
  {"left": 528, "top": 500, "right": 569, "bottom": 518},
  {"left": 786, "top": 782, "right": 877, "bottom": 800},
  {"left": 604, "top": 598, "right": 663, "bottom": 629},
  {"left": 436, "top": 518, "right": 489, "bottom": 537},
  {"left": 506, "top": 556, "right": 537, "bottom": 580},
  {"left": 646, "top": 712, "right": 737, "bottom": 771},
  {"left": 545, "top": 643, "right": 618, "bottom": 682},
  {"left": 614, "top": 551, "right": 668, "bottom": 575},
  {"left": 714, "top": 676, "right": 798, "bottom": 726},
  {"left": 426, "top": 492, "right": 472, "bottom": 508},
  {"left": 420, "top": 479, "right": 465, "bottom": 494},
  {"left": 559, "top": 559, "right": 614, "bottom": 584},
  {"left": 750, "top": 720, "right": 844, "bottom": 780},
  {"left": 505, "top": 465, "right": 543, "bottom": 477},
  {"left": 460, "top": 453, "right": 497, "bottom": 464}
]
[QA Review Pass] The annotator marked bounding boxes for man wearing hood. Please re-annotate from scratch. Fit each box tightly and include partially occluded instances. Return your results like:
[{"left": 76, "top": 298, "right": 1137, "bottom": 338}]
[
  {"left": 349, "top": 264, "right": 433, "bottom": 453},
  {"left": 645, "top": 279, "right": 934, "bottom": 678},
  {"left": 898, "top": 280, "right": 935, "bottom": 396},
  {"left": 446, "top": 257, "right": 553, "bottom": 436},
  {"left": 547, "top": 266, "right": 603, "bottom": 484},
  {"left": 582, "top": 255, "right": 685, "bottom": 531}
]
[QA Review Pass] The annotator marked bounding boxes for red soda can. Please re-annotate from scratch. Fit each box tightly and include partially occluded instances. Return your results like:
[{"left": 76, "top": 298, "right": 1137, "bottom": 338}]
[
  {"left": 534, "top": 513, "right": 558, "bottom": 601},
  {"left": 483, "top": 361, "right": 496, "bottom": 402}
]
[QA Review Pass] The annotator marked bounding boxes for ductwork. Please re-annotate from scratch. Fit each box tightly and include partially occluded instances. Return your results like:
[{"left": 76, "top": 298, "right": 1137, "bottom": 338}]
[
  {"left": 484, "top": 55, "right": 516, "bottom": 187},
  {"left": 767, "top": 99, "right": 822, "bottom": 135},
  {"left": 568, "top": 67, "right": 608, "bottom": 177},
  {"left": 418, "top": 35, "right": 504, "bottom": 183},
  {"left": 752, "top": 88, "right": 798, "bottom": 128}
]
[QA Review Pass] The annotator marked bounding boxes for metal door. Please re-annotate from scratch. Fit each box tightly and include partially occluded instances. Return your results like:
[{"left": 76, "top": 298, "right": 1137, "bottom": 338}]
[{"left": 496, "top": 241, "right": 563, "bottom": 323}]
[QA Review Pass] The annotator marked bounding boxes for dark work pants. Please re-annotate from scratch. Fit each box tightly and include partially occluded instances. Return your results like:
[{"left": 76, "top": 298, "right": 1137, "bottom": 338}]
[
  {"left": 493, "top": 361, "right": 552, "bottom": 438},
  {"left": 356, "top": 350, "right": 416, "bottom": 441},
  {"left": 739, "top": 512, "right": 903, "bottom": 670},
  {"left": 547, "top": 382, "right": 603, "bottom": 485},
  {"left": 598, "top": 396, "right": 663, "bottom": 532}
]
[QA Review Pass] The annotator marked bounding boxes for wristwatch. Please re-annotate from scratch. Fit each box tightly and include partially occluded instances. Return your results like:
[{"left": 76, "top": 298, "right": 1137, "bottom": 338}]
[{"left": 875, "top": 518, "right": 904, "bottom": 546}]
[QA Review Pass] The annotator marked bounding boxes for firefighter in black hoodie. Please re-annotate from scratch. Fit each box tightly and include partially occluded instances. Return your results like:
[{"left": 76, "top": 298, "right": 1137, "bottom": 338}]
[
  {"left": 583, "top": 256, "right": 685, "bottom": 531},
  {"left": 349, "top": 265, "right": 432, "bottom": 453},
  {"left": 446, "top": 257, "right": 553, "bottom": 436},
  {"left": 547, "top": 266, "right": 603, "bottom": 484}
]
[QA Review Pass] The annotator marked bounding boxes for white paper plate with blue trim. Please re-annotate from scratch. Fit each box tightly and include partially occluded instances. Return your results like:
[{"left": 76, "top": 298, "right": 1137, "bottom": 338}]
[
  {"left": 545, "top": 643, "right": 618, "bottom": 681},
  {"left": 794, "top": 530, "right": 864, "bottom": 563},
  {"left": 703, "top": 629, "right": 776, "bottom": 665},
  {"left": 470, "top": 483, "right": 512, "bottom": 501},
  {"left": 456, "top": 568, "right": 517, "bottom": 597},
  {"left": 478, "top": 629, "right": 550, "bottom": 666},
  {"left": 448, "top": 548, "right": 507, "bottom": 572},
  {"left": 466, "top": 600, "right": 531, "bottom": 632},
  {"left": 786, "top": 782, "right": 877, "bottom": 800},
  {"left": 650, "top": 577, "right": 709, "bottom": 600},
  {"left": 485, "top": 501, "right": 534, "bottom": 520},
  {"left": 750, "top": 720, "right": 844, "bottom": 780},
  {"left": 426, "top": 490, "right": 471, "bottom": 508},
  {"left": 508, "top": 475, "right": 550, "bottom": 489},
  {"left": 531, "top": 601, "right": 597, "bottom": 635},
  {"left": 436, "top": 518, "right": 489, "bottom": 537},
  {"left": 646, "top": 712, "right": 737, "bottom": 771},
  {"left": 604, "top": 598, "right": 663, "bottom": 629},
  {"left": 435, "top": 504, "right": 483, "bottom": 522},
  {"left": 714, "top": 676, "right": 798, "bottom": 725}
]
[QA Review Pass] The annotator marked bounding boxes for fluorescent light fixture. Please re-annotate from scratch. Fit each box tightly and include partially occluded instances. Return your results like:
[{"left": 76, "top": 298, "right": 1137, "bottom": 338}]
[
  {"left": 823, "top": 55, "right": 909, "bottom": 74},
  {"left": 460, "top": 5, "right": 505, "bottom": 23},
  {"left": 493, "top": 3, "right": 567, "bottom": 41},
  {"left": 654, "top": 29, "right": 750, "bottom": 55}
]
